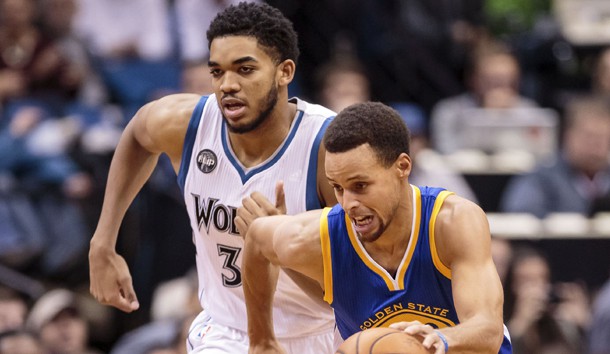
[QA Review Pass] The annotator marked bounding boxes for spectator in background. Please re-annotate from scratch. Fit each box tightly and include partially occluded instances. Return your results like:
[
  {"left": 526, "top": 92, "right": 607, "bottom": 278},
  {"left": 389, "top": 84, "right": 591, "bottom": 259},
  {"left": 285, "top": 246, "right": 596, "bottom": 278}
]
[
  {"left": 505, "top": 246, "right": 590, "bottom": 354},
  {"left": 145, "top": 345, "right": 177, "bottom": 354},
  {"left": 72, "top": 0, "right": 179, "bottom": 117},
  {"left": 110, "top": 266, "right": 198, "bottom": 354},
  {"left": 0, "top": 0, "right": 95, "bottom": 280},
  {"left": 110, "top": 314, "right": 196, "bottom": 354},
  {"left": 0, "top": 0, "right": 77, "bottom": 117},
  {"left": 0, "top": 286, "right": 29, "bottom": 333},
  {"left": 500, "top": 95, "right": 610, "bottom": 218},
  {"left": 592, "top": 47, "right": 610, "bottom": 99},
  {"left": 315, "top": 56, "right": 370, "bottom": 113},
  {"left": 0, "top": 107, "right": 92, "bottom": 279},
  {"left": 180, "top": 61, "right": 213, "bottom": 96},
  {"left": 108, "top": 268, "right": 200, "bottom": 354},
  {"left": 0, "top": 329, "right": 43, "bottom": 354},
  {"left": 39, "top": 0, "right": 109, "bottom": 112},
  {"left": 313, "top": 55, "right": 478, "bottom": 202},
  {"left": 589, "top": 275, "right": 610, "bottom": 354},
  {"left": 490, "top": 237, "right": 513, "bottom": 286},
  {"left": 0, "top": 109, "right": 45, "bottom": 270},
  {"left": 395, "top": 102, "right": 479, "bottom": 203},
  {"left": 430, "top": 42, "right": 539, "bottom": 154},
  {"left": 73, "top": 0, "right": 172, "bottom": 62},
  {"left": 26, "top": 288, "right": 102, "bottom": 354}
]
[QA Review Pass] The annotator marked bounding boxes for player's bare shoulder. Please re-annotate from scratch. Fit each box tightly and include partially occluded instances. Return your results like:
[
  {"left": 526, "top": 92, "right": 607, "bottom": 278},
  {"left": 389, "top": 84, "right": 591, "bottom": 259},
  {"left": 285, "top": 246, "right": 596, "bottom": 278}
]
[
  {"left": 134, "top": 93, "right": 202, "bottom": 156},
  {"left": 434, "top": 193, "right": 491, "bottom": 262},
  {"left": 437, "top": 193, "right": 485, "bottom": 222}
]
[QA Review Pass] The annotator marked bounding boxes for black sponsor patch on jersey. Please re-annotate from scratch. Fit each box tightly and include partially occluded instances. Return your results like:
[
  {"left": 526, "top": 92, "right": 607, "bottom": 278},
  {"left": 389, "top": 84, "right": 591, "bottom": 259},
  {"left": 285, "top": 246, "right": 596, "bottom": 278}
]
[{"left": 197, "top": 149, "right": 217, "bottom": 173}]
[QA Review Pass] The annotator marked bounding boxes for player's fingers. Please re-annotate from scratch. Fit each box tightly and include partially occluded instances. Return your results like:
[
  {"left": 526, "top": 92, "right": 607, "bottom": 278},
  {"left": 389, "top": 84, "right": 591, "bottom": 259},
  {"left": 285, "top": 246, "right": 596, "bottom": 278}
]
[
  {"left": 248, "top": 192, "right": 276, "bottom": 214},
  {"left": 405, "top": 324, "right": 434, "bottom": 340},
  {"left": 275, "top": 180, "right": 286, "bottom": 214},
  {"left": 234, "top": 215, "right": 248, "bottom": 237},
  {"left": 433, "top": 342, "right": 445, "bottom": 354},
  {"left": 389, "top": 322, "right": 409, "bottom": 330},
  {"left": 421, "top": 333, "right": 438, "bottom": 351},
  {"left": 241, "top": 196, "right": 262, "bottom": 215},
  {"left": 389, "top": 320, "right": 422, "bottom": 332},
  {"left": 117, "top": 277, "right": 139, "bottom": 312},
  {"left": 237, "top": 202, "right": 255, "bottom": 223}
]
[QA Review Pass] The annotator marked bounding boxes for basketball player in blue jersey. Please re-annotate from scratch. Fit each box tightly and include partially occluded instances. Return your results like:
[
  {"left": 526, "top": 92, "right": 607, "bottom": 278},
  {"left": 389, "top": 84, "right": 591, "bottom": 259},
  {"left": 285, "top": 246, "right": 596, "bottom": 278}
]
[
  {"left": 240, "top": 102, "right": 512, "bottom": 354},
  {"left": 88, "top": 3, "right": 338, "bottom": 353}
]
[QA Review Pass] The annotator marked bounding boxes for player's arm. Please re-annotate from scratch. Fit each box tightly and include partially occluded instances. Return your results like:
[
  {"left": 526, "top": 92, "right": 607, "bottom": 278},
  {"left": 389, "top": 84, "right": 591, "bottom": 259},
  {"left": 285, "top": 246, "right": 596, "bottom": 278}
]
[
  {"left": 89, "top": 94, "right": 199, "bottom": 313},
  {"left": 242, "top": 210, "right": 325, "bottom": 353},
  {"left": 392, "top": 195, "right": 505, "bottom": 353},
  {"left": 437, "top": 196, "right": 505, "bottom": 352}
]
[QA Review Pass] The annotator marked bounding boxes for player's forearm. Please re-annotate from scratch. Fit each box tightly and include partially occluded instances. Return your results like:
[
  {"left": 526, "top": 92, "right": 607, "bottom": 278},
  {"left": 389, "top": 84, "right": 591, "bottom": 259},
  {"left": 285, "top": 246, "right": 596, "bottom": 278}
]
[
  {"left": 93, "top": 129, "right": 160, "bottom": 246},
  {"left": 243, "top": 236, "right": 279, "bottom": 345},
  {"left": 440, "top": 315, "right": 504, "bottom": 353}
]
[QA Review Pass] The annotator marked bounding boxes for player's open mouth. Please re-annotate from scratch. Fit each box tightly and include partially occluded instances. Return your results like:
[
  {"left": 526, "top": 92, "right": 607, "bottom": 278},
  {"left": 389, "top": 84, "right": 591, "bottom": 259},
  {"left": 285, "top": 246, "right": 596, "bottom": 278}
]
[
  {"left": 222, "top": 101, "right": 246, "bottom": 120},
  {"left": 352, "top": 216, "right": 373, "bottom": 227}
]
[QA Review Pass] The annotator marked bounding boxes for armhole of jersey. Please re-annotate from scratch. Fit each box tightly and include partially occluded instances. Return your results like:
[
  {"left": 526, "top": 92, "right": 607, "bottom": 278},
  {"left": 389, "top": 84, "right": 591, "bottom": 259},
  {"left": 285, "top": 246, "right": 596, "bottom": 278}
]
[
  {"left": 429, "top": 190, "right": 454, "bottom": 279},
  {"left": 320, "top": 207, "right": 334, "bottom": 304},
  {"left": 177, "top": 95, "right": 208, "bottom": 193},
  {"left": 306, "top": 116, "right": 334, "bottom": 210}
]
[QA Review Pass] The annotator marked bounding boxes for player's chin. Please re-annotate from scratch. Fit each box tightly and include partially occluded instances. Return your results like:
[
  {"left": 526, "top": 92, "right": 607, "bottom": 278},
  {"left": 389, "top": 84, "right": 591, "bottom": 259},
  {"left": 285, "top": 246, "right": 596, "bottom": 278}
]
[{"left": 357, "top": 226, "right": 383, "bottom": 243}]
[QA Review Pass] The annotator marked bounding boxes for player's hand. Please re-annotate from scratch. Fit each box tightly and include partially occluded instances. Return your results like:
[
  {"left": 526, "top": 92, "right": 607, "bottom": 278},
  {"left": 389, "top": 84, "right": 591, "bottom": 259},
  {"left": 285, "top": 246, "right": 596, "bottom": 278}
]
[
  {"left": 236, "top": 181, "right": 286, "bottom": 237},
  {"left": 390, "top": 321, "right": 446, "bottom": 354},
  {"left": 249, "top": 340, "right": 287, "bottom": 354},
  {"left": 89, "top": 239, "right": 139, "bottom": 313}
]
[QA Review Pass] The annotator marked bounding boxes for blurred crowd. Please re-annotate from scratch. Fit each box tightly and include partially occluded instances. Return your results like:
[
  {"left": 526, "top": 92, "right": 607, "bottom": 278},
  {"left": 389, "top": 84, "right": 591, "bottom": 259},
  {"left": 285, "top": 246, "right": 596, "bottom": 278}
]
[{"left": 1, "top": 0, "right": 610, "bottom": 353}]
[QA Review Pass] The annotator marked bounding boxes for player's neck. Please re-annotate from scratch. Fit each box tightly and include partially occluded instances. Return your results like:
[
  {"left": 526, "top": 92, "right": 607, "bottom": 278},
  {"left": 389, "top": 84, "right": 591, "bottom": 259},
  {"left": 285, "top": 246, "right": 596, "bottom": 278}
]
[
  {"left": 228, "top": 100, "right": 297, "bottom": 168},
  {"left": 363, "top": 188, "right": 414, "bottom": 275}
]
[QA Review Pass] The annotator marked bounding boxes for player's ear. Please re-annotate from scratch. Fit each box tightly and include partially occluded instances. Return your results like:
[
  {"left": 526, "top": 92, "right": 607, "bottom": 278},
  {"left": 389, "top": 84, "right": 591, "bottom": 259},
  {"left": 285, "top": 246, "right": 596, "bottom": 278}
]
[
  {"left": 277, "top": 59, "right": 295, "bottom": 86},
  {"left": 396, "top": 153, "right": 412, "bottom": 179}
]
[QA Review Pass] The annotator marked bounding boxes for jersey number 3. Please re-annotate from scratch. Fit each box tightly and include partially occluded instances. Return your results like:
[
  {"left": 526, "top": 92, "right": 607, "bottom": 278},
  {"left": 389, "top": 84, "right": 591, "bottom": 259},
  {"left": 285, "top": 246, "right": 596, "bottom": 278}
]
[{"left": 217, "top": 244, "right": 242, "bottom": 287}]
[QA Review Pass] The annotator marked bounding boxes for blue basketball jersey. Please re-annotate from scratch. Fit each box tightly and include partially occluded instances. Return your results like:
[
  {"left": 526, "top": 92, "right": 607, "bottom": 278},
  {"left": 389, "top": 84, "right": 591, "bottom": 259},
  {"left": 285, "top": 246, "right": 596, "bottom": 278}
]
[{"left": 320, "top": 185, "right": 512, "bottom": 353}]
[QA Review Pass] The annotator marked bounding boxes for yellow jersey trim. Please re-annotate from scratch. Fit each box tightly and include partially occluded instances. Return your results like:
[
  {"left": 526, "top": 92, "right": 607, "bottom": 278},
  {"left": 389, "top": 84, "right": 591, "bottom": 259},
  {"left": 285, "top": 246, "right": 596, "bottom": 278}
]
[
  {"left": 430, "top": 190, "right": 454, "bottom": 279},
  {"left": 320, "top": 207, "right": 334, "bottom": 304}
]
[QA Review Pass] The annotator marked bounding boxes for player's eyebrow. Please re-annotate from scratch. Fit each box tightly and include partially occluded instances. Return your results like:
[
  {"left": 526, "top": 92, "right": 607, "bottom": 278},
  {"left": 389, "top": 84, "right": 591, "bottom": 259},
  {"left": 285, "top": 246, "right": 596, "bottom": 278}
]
[
  {"left": 326, "top": 174, "right": 369, "bottom": 183},
  {"left": 208, "top": 56, "right": 258, "bottom": 67}
]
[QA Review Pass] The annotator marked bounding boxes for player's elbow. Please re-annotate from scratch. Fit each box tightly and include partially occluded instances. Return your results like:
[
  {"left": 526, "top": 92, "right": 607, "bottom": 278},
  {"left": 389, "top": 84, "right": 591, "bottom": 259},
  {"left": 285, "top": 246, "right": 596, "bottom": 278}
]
[{"left": 245, "top": 217, "right": 286, "bottom": 266}]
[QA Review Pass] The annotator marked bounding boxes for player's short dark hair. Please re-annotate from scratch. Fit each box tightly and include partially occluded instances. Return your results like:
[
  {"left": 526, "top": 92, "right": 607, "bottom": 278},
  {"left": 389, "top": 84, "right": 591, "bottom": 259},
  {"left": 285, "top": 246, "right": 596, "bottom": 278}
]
[
  {"left": 206, "top": 2, "right": 299, "bottom": 65},
  {"left": 323, "top": 102, "right": 411, "bottom": 167}
]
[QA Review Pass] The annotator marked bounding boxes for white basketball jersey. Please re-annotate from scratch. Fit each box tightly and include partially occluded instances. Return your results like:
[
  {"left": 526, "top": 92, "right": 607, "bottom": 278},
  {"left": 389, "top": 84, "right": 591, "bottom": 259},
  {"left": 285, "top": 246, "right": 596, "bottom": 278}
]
[{"left": 178, "top": 95, "right": 335, "bottom": 338}]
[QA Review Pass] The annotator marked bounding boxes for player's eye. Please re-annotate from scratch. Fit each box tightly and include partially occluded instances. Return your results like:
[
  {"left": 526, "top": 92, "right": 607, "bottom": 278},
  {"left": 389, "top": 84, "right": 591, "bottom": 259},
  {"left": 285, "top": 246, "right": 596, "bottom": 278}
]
[
  {"left": 355, "top": 183, "right": 367, "bottom": 190},
  {"left": 240, "top": 66, "right": 254, "bottom": 74},
  {"left": 210, "top": 69, "right": 222, "bottom": 78}
]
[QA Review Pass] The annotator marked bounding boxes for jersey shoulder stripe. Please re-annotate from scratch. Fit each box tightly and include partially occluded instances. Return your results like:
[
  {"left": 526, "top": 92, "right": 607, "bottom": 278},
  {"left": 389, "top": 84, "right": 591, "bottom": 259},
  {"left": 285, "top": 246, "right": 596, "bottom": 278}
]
[
  {"left": 178, "top": 95, "right": 210, "bottom": 192},
  {"left": 305, "top": 117, "right": 333, "bottom": 210}
]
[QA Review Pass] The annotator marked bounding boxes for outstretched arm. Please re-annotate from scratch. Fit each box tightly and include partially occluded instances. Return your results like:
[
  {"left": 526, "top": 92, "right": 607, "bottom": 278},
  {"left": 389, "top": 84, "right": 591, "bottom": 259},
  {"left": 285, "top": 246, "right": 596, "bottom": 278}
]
[
  {"left": 393, "top": 195, "right": 505, "bottom": 354},
  {"left": 242, "top": 210, "right": 325, "bottom": 353},
  {"left": 89, "top": 94, "right": 198, "bottom": 312}
]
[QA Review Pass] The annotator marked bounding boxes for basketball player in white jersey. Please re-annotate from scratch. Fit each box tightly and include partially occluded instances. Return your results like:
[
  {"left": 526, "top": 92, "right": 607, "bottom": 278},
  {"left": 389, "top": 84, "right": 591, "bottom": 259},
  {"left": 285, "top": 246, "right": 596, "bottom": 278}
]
[{"left": 88, "top": 3, "right": 337, "bottom": 353}]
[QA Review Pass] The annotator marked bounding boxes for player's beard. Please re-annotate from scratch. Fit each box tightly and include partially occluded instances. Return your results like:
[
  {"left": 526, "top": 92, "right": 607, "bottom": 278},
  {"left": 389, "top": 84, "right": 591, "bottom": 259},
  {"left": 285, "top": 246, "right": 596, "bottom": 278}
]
[
  {"left": 356, "top": 204, "right": 399, "bottom": 243},
  {"left": 225, "top": 84, "right": 279, "bottom": 134},
  {"left": 356, "top": 219, "right": 386, "bottom": 243}
]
